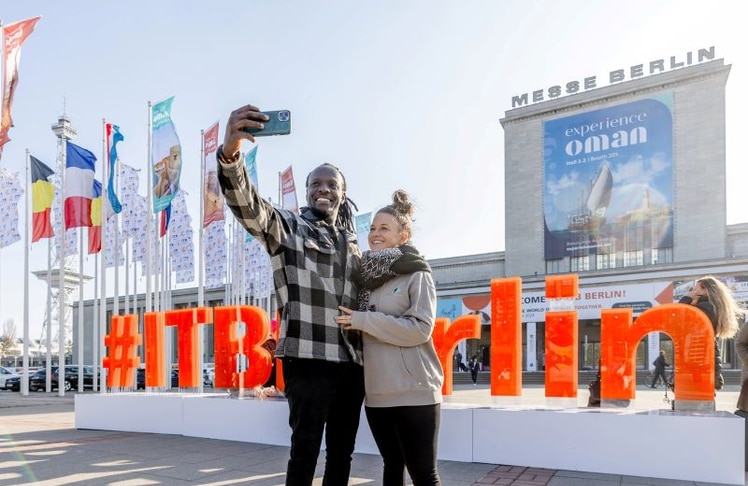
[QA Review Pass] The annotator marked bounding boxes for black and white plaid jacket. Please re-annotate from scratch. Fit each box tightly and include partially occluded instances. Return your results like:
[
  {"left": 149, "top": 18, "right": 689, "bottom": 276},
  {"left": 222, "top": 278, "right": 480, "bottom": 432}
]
[{"left": 217, "top": 149, "right": 363, "bottom": 364}]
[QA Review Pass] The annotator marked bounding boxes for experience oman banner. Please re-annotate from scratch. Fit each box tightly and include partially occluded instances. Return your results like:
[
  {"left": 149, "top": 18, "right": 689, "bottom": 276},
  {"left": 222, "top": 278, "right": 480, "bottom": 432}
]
[{"left": 543, "top": 96, "right": 673, "bottom": 259}]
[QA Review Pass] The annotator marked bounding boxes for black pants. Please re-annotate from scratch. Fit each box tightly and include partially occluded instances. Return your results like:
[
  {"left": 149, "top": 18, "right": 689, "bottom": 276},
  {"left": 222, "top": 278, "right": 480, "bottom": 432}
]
[
  {"left": 470, "top": 368, "right": 478, "bottom": 384},
  {"left": 282, "top": 357, "right": 365, "bottom": 486},
  {"left": 365, "top": 404, "right": 441, "bottom": 486},
  {"left": 651, "top": 369, "right": 668, "bottom": 387}
]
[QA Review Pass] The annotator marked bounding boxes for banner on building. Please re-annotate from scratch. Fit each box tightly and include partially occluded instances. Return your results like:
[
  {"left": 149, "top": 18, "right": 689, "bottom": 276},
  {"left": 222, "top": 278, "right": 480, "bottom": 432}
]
[{"left": 543, "top": 96, "right": 674, "bottom": 259}]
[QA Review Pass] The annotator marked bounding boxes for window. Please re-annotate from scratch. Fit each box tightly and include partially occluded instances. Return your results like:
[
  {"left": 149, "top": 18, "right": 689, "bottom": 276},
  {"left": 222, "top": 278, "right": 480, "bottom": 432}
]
[
  {"left": 546, "top": 259, "right": 564, "bottom": 274},
  {"left": 651, "top": 247, "right": 673, "bottom": 264},
  {"left": 623, "top": 250, "right": 643, "bottom": 267},
  {"left": 625, "top": 221, "right": 644, "bottom": 250},
  {"left": 596, "top": 252, "right": 616, "bottom": 269},
  {"left": 570, "top": 255, "right": 590, "bottom": 272}
]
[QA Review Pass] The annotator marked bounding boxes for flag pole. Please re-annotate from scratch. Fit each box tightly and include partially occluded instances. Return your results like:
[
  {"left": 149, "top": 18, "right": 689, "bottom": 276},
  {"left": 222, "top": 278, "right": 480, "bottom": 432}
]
[
  {"left": 92, "top": 244, "right": 99, "bottom": 392},
  {"left": 45, "top": 229, "right": 52, "bottom": 392},
  {"left": 198, "top": 130, "right": 205, "bottom": 391},
  {"left": 154, "top": 221, "right": 160, "bottom": 312},
  {"left": 58, "top": 133, "right": 67, "bottom": 397},
  {"left": 77, "top": 221, "right": 84, "bottom": 392},
  {"left": 99, "top": 118, "right": 108, "bottom": 391},
  {"left": 146, "top": 102, "right": 153, "bottom": 313},
  {"left": 113, "top": 207, "right": 120, "bottom": 317},
  {"left": 124, "top": 239, "right": 129, "bottom": 314},
  {"left": 22, "top": 149, "right": 30, "bottom": 395},
  {"left": 241, "top": 229, "right": 246, "bottom": 305},
  {"left": 226, "top": 220, "right": 232, "bottom": 304},
  {"left": 132, "top": 245, "right": 137, "bottom": 316},
  {"left": 198, "top": 130, "right": 205, "bottom": 308},
  {"left": 235, "top": 220, "right": 241, "bottom": 305},
  {"left": 159, "top": 220, "right": 168, "bottom": 381}
]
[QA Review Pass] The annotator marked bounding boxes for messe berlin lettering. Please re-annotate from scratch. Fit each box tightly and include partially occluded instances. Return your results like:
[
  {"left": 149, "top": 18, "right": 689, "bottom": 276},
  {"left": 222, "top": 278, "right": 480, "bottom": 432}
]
[
  {"left": 103, "top": 274, "right": 717, "bottom": 405},
  {"left": 511, "top": 46, "right": 715, "bottom": 108}
]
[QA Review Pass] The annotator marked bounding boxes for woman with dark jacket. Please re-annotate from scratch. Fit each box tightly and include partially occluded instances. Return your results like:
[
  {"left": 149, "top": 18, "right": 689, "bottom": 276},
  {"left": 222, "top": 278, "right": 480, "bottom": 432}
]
[
  {"left": 679, "top": 276, "right": 742, "bottom": 389},
  {"left": 336, "top": 190, "right": 442, "bottom": 486},
  {"left": 734, "top": 321, "right": 748, "bottom": 412}
]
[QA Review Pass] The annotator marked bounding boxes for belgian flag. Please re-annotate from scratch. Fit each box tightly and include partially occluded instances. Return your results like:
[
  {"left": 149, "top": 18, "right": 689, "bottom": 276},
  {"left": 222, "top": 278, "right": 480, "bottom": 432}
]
[
  {"left": 88, "top": 180, "right": 102, "bottom": 254},
  {"left": 30, "top": 155, "right": 55, "bottom": 242}
]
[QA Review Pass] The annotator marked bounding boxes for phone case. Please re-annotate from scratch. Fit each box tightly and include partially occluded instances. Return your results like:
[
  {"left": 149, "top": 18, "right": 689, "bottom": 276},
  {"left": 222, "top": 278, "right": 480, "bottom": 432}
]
[{"left": 244, "top": 110, "right": 291, "bottom": 136}]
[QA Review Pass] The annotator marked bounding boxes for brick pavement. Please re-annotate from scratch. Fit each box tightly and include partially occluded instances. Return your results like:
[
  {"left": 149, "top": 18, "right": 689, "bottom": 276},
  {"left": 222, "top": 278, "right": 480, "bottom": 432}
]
[{"left": 474, "top": 465, "right": 554, "bottom": 485}]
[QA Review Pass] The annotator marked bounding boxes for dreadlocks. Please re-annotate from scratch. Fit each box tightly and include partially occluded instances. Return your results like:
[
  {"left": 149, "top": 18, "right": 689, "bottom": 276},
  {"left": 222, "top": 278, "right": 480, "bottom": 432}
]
[{"left": 305, "top": 162, "right": 358, "bottom": 234}]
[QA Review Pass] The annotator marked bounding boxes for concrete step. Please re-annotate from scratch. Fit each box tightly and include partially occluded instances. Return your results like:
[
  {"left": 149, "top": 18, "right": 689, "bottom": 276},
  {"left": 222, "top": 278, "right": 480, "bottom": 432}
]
[{"left": 451, "top": 369, "right": 742, "bottom": 386}]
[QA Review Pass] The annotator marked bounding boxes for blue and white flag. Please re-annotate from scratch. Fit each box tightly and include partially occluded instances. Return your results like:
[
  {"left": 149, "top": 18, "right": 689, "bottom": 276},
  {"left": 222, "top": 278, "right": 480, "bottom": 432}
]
[
  {"left": 151, "top": 97, "right": 182, "bottom": 212},
  {"left": 106, "top": 123, "right": 124, "bottom": 215}
]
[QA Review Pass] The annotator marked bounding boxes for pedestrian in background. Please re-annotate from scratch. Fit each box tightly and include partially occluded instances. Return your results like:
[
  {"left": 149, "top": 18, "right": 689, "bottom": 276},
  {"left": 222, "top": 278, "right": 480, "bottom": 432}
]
[
  {"left": 650, "top": 350, "right": 670, "bottom": 388},
  {"left": 469, "top": 356, "right": 479, "bottom": 385}
]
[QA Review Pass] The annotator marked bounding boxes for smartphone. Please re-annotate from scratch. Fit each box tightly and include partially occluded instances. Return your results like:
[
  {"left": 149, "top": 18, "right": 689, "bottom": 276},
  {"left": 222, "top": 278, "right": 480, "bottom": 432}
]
[{"left": 242, "top": 110, "right": 291, "bottom": 137}]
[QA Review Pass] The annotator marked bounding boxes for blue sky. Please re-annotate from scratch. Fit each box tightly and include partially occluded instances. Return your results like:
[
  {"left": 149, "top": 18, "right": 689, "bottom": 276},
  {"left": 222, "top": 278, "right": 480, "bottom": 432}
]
[{"left": 1, "top": 1, "right": 746, "bottom": 341}]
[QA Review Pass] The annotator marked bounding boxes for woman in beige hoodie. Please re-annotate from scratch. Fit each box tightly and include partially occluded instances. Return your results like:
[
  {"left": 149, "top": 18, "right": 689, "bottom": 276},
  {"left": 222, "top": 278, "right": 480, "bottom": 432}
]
[{"left": 336, "top": 190, "right": 442, "bottom": 486}]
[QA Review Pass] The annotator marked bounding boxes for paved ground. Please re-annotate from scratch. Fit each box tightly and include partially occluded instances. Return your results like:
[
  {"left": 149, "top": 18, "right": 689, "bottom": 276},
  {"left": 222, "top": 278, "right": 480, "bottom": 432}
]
[{"left": 1, "top": 384, "right": 746, "bottom": 485}]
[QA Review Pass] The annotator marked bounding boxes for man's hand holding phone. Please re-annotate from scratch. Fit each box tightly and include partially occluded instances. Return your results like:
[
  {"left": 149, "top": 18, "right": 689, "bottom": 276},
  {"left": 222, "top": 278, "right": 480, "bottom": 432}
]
[
  {"left": 243, "top": 110, "right": 291, "bottom": 137},
  {"left": 222, "top": 104, "right": 291, "bottom": 159}
]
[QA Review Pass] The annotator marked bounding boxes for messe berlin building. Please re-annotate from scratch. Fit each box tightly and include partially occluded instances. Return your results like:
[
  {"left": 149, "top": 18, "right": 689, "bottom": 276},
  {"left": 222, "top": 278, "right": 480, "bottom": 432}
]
[{"left": 432, "top": 49, "right": 748, "bottom": 373}]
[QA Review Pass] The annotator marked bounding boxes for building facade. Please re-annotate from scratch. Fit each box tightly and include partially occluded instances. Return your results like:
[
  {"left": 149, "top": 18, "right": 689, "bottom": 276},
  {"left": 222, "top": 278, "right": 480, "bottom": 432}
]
[{"left": 434, "top": 54, "right": 747, "bottom": 373}]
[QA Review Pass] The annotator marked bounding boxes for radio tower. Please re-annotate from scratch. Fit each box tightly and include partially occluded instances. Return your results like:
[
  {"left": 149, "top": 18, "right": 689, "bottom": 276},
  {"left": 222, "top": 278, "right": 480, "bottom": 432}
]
[{"left": 34, "top": 113, "right": 91, "bottom": 379}]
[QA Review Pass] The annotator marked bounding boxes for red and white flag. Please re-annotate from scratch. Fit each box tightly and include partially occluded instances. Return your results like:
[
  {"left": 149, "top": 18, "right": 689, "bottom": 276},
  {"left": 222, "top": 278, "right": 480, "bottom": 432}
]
[
  {"left": 64, "top": 141, "right": 97, "bottom": 229},
  {"left": 280, "top": 166, "right": 298, "bottom": 214},
  {"left": 202, "top": 122, "right": 224, "bottom": 228},
  {"left": 0, "top": 16, "right": 41, "bottom": 160}
]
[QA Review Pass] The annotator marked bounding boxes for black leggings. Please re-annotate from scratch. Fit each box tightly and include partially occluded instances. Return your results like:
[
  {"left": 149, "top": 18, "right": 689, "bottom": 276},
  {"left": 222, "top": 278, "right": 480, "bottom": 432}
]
[{"left": 365, "top": 404, "right": 441, "bottom": 486}]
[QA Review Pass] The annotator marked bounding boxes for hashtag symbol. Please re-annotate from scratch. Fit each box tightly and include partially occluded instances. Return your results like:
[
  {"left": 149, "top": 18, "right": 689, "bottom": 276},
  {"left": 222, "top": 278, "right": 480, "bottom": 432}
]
[{"left": 103, "top": 315, "right": 142, "bottom": 389}]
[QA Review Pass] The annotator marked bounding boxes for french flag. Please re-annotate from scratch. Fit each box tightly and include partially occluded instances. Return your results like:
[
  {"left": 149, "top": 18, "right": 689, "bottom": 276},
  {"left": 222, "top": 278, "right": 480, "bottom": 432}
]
[{"left": 64, "top": 141, "right": 97, "bottom": 229}]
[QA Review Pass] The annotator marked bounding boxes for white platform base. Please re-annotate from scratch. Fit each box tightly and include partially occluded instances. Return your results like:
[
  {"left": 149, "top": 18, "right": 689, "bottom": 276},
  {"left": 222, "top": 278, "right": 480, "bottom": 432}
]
[{"left": 75, "top": 394, "right": 745, "bottom": 485}]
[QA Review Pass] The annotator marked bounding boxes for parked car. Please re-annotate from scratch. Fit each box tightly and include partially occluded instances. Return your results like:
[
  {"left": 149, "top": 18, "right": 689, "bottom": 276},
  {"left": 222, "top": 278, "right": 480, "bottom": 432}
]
[
  {"left": 5, "top": 374, "right": 20, "bottom": 391},
  {"left": 4, "top": 368, "right": 41, "bottom": 392},
  {"left": 136, "top": 368, "right": 179, "bottom": 389},
  {"left": 0, "top": 366, "right": 20, "bottom": 390},
  {"left": 28, "top": 365, "right": 96, "bottom": 392}
]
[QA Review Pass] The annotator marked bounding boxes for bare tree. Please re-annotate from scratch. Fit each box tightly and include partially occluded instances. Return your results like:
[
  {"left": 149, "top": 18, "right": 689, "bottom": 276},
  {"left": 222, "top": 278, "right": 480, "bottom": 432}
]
[{"left": 0, "top": 319, "right": 18, "bottom": 359}]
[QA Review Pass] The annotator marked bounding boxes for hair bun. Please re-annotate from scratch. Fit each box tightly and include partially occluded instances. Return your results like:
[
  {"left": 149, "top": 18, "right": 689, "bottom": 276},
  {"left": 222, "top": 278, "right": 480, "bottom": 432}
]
[{"left": 392, "top": 189, "right": 414, "bottom": 218}]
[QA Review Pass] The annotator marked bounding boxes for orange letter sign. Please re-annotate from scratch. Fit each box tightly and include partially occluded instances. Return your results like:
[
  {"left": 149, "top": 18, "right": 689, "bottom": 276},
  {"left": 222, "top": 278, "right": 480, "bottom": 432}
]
[
  {"left": 213, "top": 306, "right": 272, "bottom": 389},
  {"left": 433, "top": 315, "right": 481, "bottom": 395},
  {"left": 490, "top": 277, "right": 522, "bottom": 396},
  {"left": 601, "top": 303, "right": 715, "bottom": 406},
  {"left": 103, "top": 314, "right": 141, "bottom": 389},
  {"left": 544, "top": 274, "right": 578, "bottom": 397}
]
